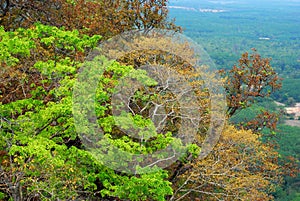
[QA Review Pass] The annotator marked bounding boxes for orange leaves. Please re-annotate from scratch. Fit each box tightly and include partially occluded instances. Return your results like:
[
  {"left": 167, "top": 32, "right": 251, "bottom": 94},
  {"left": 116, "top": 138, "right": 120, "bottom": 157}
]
[
  {"left": 171, "top": 126, "right": 283, "bottom": 201},
  {"left": 0, "top": 150, "right": 9, "bottom": 167},
  {"left": 221, "top": 49, "right": 282, "bottom": 117},
  {"left": 237, "top": 110, "right": 281, "bottom": 134}
]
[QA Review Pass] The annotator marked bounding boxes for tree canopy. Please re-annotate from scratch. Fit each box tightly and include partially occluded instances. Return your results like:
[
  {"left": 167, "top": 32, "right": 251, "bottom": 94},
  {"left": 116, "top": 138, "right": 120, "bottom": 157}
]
[{"left": 0, "top": 0, "right": 297, "bottom": 200}]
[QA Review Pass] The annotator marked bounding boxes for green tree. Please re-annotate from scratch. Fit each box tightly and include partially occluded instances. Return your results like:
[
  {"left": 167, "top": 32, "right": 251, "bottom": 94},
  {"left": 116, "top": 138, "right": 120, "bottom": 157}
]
[{"left": 0, "top": 25, "right": 175, "bottom": 200}]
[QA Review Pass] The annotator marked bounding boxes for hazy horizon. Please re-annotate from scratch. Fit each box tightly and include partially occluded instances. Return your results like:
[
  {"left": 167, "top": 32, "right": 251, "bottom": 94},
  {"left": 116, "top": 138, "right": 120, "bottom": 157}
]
[{"left": 169, "top": 0, "right": 300, "bottom": 8}]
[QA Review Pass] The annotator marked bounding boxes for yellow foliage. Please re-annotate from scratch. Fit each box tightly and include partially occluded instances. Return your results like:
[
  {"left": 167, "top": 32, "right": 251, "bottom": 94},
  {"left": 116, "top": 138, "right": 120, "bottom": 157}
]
[{"left": 171, "top": 125, "right": 282, "bottom": 201}]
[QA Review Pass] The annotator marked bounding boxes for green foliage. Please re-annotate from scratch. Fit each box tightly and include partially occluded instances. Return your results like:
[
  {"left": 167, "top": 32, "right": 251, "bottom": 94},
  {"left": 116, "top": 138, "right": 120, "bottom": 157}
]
[
  {"left": 101, "top": 168, "right": 172, "bottom": 201},
  {"left": 0, "top": 24, "right": 100, "bottom": 67},
  {"left": 0, "top": 25, "right": 176, "bottom": 200},
  {"left": 0, "top": 26, "right": 35, "bottom": 66},
  {"left": 230, "top": 98, "right": 278, "bottom": 124},
  {"left": 276, "top": 125, "right": 300, "bottom": 159},
  {"left": 0, "top": 24, "right": 100, "bottom": 200},
  {"left": 169, "top": 2, "right": 300, "bottom": 77},
  {"left": 272, "top": 78, "right": 300, "bottom": 103},
  {"left": 169, "top": 2, "right": 300, "bottom": 107},
  {"left": 273, "top": 124, "right": 300, "bottom": 201},
  {"left": 1, "top": 3, "right": 295, "bottom": 199},
  {"left": 73, "top": 53, "right": 193, "bottom": 175}
]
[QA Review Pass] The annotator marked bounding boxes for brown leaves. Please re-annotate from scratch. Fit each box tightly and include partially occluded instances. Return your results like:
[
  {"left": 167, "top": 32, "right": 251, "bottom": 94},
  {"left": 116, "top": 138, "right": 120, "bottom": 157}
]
[
  {"left": 0, "top": 150, "right": 9, "bottom": 167},
  {"left": 238, "top": 110, "right": 280, "bottom": 134},
  {"left": 220, "top": 49, "right": 282, "bottom": 117},
  {"left": 0, "top": 0, "right": 181, "bottom": 105},
  {"left": 0, "top": 0, "right": 181, "bottom": 36}
]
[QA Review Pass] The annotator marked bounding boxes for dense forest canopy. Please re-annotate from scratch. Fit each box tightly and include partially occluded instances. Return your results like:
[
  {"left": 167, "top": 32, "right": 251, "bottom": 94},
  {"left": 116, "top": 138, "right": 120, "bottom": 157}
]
[{"left": 0, "top": 0, "right": 299, "bottom": 200}]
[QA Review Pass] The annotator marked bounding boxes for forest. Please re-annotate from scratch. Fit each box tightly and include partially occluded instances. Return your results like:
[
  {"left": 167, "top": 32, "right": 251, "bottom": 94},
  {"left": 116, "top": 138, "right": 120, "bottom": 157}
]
[
  {"left": 0, "top": 0, "right": 299, "bottom": 200},
  {"left": 169, "top": 0, "right": 300, "bottom": 200}
]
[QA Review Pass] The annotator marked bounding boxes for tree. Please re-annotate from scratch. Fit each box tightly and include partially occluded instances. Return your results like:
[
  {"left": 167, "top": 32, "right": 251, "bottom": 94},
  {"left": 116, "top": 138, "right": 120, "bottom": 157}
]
[
  {"left": 220, "top": 49, "right": 282, "bottom": 117},
  {"left": 0, "top": 1, "right": 184, "bottom": 199},
  {"left": 0, "top": 25, "right": 175, "bottom": 200},
  {"left": 0, "top": 23, "right": 101, "bottom": 105},
  {"left": 219, "top": 50, "right": 299, "bottom": 201},
  {"left": 0, "top": 24, "right": 100, "bottom": 200},
  {"left": 0, "top": 6, "right": 291, "bottom": 201},
  {"left": 0, "top": 0, "right": 181, "bottom": 105},
  {"left": 0, "top": 0, "right": 180, "bottom": 36},
  {"left": 170, "top": 126, "right": 283, "bottom": 201}
]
